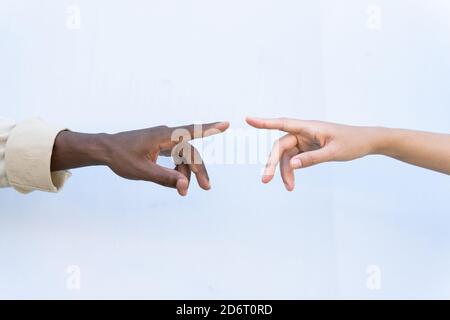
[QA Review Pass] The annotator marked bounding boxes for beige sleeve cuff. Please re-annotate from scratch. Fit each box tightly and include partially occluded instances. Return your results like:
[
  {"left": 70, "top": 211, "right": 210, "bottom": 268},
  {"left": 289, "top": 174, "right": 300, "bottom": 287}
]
[{"left": 5, "top": 118, "right": 71, "bottom": 194}]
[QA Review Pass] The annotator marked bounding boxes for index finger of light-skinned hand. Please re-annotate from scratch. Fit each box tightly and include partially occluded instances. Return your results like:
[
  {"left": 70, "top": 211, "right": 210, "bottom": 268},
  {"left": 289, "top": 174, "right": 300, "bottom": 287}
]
[
  {"left": 171, "top": 121, "right": 230, "bottom": 143},
  {"left": 263, "top": 134, "right": 298, "bottom": 184},
  {"left": 246, "top": 117, "right": 306, "bottom": 133}
]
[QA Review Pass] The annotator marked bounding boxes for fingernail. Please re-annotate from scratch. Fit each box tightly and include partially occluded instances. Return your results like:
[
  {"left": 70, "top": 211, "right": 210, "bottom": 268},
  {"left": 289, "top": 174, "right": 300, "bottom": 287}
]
[
  {"left": 291, "top": 159, "right": 302, "bottom": 169},
  {"left": 262, "top": 175, "right": 272, "bottom": 184}
]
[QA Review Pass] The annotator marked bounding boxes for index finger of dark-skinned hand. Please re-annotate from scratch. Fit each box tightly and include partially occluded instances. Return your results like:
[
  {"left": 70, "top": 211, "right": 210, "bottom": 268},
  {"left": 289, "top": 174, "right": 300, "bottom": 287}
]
[{"left": 167, "top": 121, "right": 230, "bottom": 146}]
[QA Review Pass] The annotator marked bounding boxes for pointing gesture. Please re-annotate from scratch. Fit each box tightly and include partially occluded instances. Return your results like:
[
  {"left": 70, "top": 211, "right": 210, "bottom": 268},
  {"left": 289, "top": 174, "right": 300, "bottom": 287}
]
[
  {"left": 51, "top": 121, "right": 230, "bottom": 196},
  {"left": 247, "top": 116, "right": 450, "bottom": 191},
  {"left": 246, "top": 117, "right": 379, "bottom": 191}
]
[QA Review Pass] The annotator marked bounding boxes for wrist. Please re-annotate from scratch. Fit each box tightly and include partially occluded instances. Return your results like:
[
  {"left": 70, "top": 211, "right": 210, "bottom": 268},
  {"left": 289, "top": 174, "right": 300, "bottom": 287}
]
[
  {"left": 365, "top": 126, "right": 394, "bottom": 156},
  {"left": 86, "top": 132, "right": 114, "bottom": 166},
  {"left": 52, "top": 131, "right": 113, "bottom": 171}
]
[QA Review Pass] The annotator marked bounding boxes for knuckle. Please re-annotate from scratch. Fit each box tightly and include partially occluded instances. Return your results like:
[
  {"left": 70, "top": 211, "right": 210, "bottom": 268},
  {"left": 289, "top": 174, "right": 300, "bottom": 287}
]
[
  {"left": 277, "top": 117, "right": 288, "bottom": 130},
  {"left": 153, "top": 125, "right": 170, "bottom": 137},
  {"left": 156, "top": 125, "right": 169, "bottom": 131}
]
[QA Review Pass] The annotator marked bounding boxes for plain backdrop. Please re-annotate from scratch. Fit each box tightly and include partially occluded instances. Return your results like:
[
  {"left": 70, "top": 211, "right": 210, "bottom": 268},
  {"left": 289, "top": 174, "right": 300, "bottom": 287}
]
[{"left": 1, "top": 0, "right": 450, "bottom": 299}]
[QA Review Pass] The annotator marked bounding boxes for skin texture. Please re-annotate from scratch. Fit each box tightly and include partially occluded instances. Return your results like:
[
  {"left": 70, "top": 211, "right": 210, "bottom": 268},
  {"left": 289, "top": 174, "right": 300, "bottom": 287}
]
[
  {"left": 246, "top": 117, "right": 450, "bottom": 191},
  {"left": 51, "top": 122, "right": 229, "bottom": 196}
]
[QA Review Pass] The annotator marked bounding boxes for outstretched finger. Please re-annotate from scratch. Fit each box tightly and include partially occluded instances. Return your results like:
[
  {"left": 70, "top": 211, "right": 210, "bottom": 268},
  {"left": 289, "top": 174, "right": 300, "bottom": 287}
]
[
  {"left": 246, "top": 116, "right": 307, "bottom": 133},
  {"left": 169, "top": 121, "right": 230, "bottom": 146}
]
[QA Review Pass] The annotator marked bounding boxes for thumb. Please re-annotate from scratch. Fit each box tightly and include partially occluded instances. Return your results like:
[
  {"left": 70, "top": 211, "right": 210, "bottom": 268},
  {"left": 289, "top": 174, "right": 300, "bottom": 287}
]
[
  {"left": 144, "top": 162, "right": 190, "bottom": 196},
  {"left": 290, "top": 148, "right": 334, "bottom": 169}
]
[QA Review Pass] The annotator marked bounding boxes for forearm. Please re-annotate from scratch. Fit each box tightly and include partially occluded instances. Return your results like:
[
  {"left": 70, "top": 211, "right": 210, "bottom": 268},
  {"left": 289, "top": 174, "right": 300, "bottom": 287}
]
[
  {"left": 371, "top": 127, "right": 450, "bottom": 175},
  {"left": 51, "top": 131, "right": 112, "bottom": 171}
]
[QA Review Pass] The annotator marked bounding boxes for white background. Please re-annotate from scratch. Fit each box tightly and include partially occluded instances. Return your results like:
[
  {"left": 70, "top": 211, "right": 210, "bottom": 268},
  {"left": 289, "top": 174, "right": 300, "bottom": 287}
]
[{"left": 1, "top": 0, "right": 450, "bottom": 299}]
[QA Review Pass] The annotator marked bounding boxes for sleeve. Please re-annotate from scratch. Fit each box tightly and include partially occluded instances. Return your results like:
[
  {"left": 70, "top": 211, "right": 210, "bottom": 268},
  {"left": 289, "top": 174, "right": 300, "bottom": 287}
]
[
  {"left": 0, "top": 118, "right": 15, "bottom": 189},
  {"left": 1, "top": 117, "right": 71, "bottom": 194}
]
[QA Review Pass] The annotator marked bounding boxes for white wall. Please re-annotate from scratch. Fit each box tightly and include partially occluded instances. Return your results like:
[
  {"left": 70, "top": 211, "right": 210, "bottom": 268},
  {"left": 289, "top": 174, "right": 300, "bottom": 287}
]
[{"left": 1, "top": 0, "right": 450, "bottom": 299}]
